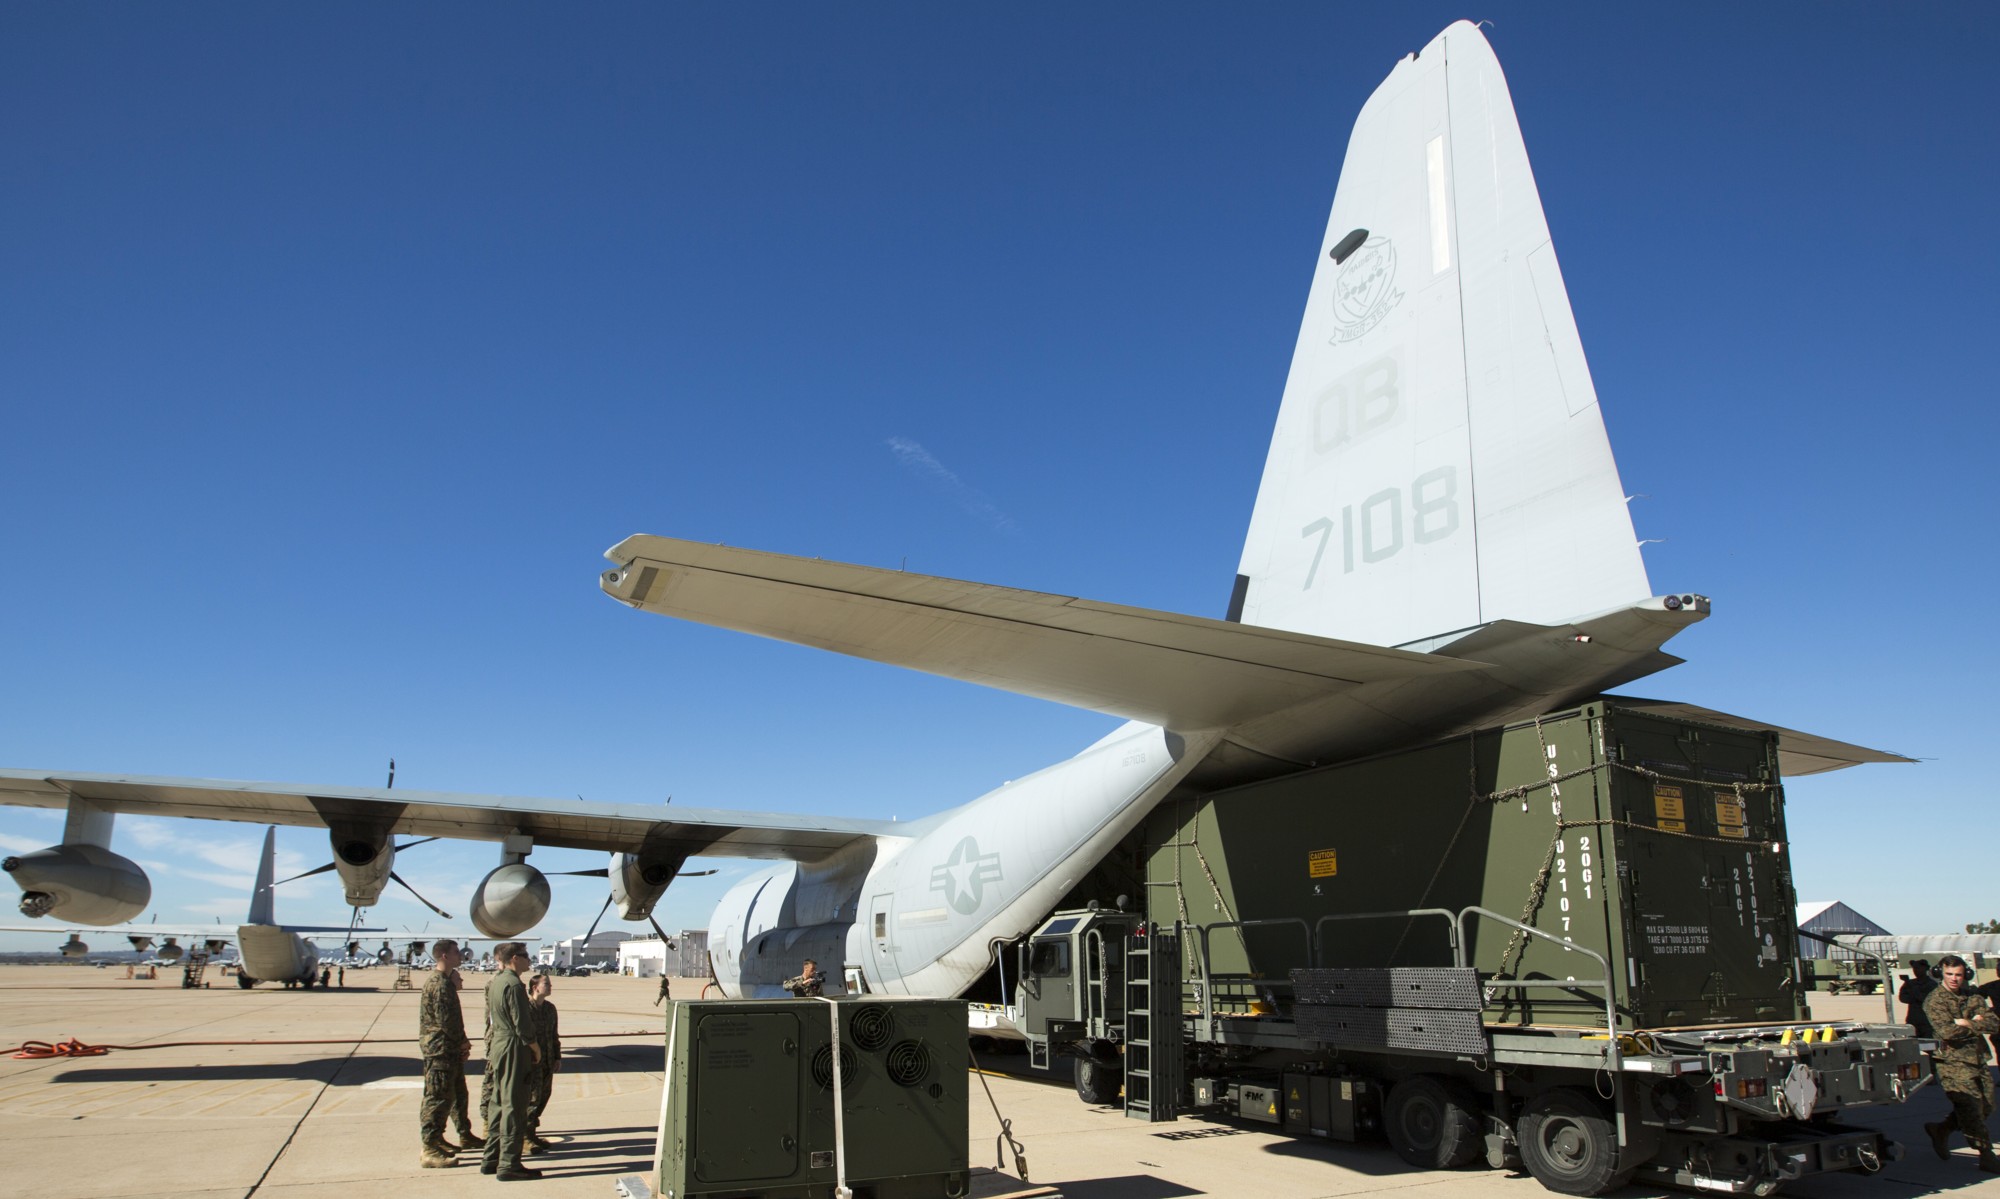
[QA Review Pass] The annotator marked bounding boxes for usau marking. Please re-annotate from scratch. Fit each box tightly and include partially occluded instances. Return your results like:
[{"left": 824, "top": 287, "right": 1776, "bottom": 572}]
[{"left": 1299, "top": 466, "right": 1460, "bottom": 588}]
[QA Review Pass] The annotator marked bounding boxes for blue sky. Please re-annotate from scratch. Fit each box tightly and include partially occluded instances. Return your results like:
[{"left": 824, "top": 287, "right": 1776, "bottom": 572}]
[{"left": 2, "top": 5, "right": 1994, "bottom": 952}]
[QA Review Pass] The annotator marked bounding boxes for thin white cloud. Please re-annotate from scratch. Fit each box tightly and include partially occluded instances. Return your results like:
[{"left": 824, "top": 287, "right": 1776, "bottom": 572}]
[
  {"left": 0, "top": 832, "right": 44, "bottom": 854},
  {"left": 886, "top": 438, "right": 1020, "bottom": 536}
]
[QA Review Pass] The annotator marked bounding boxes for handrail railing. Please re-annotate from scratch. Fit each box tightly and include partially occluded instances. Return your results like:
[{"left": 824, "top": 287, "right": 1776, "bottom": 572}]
[
  {"left": 1194, "top": 918, "right": 1313, "bottom": 1041},
  {"left": 1312, "top": 908, "right": 1463, "bottom": 968},
  {"left": 1456, "top": 905, "right": 1625, "bottom": 1147}
]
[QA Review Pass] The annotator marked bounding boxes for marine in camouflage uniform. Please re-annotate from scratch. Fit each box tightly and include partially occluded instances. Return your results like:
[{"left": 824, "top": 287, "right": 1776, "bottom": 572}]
[
  {"left": 1922, "top": 956, "right": 2000, "bottom": 1172},
  {"left": 525, "top": 973, "right": 562, "bottom": 1152},
  {"left": 417, "top": 940, "right": 480, "bottom": 1167},
  {"left": 480, "top": 942, "right": 542, "bottom": 1179},
  {"left": 782, "top": 958, "right": 823, "bottom": 997}
]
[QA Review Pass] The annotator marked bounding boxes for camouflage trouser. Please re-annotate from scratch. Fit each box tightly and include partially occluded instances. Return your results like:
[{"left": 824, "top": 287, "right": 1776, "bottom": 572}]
[
  {"left": 1938, "top": 1062, "right": 1996, "bottom": 1152},
  {"left": 420, "top": 1057, "right": 471, "bottom": 1147},
  {"left": 526, "top": 1064, "right": 554, "bottom": 1137}
]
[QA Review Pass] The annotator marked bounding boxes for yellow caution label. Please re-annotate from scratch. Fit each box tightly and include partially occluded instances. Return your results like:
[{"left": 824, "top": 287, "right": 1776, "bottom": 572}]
[
  {"left": 1714, "top": 797, "right": 1747, "bottom": 836},
  {"left": 1653, "top": 784, "right": 1687, "bottom": 832},
  {"left": 1308, "top": 849, "right": 1338, "bottom": 878},
  {"left": 1268, "top": 1102, "right": 1278, "bottom": 1116}
]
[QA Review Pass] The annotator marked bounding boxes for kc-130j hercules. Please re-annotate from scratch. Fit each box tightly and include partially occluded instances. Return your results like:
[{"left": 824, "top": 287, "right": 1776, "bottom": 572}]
[{"left": 0, "top": 22, "right": 1903, "bottom": 1006}]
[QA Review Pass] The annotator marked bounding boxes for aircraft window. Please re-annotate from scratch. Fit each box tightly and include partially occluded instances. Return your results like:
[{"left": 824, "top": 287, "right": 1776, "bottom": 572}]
[
  {"left": 1029, "top": 939, "right": 1071, "bottom": 978},
  {"left": 1038, "top": 917, "right": 1081, "bottom": 937}
]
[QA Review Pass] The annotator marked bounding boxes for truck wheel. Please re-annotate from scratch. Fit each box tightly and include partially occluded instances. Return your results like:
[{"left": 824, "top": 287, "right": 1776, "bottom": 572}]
[
  {"left": 237, "top": 974, "right": 257, "bottom": 989},
  {"left": 1385, "top": 1076, "right": 1482, "bottom": 1169},
  {"left": 1518, "top": 1088, "right": 1633, "bottom": 1196},
  {"left": 1074, "top": 1055, "right": 1122, "bottom": 1105}
]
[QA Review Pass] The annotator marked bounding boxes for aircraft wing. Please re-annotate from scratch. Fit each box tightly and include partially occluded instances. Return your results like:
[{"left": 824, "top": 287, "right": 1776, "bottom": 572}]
[
  {"left": 600, "top": 535, "right": 1488, "bottom": 731},
  {"left": 1598, "top": 697, "right": 1915, "bottom": 777},
  {"left": 0, "top": 921, "right": 239, "bottom": 940},
  {"left": 0, "top": 771, "right": 897, "bottom": 861}
]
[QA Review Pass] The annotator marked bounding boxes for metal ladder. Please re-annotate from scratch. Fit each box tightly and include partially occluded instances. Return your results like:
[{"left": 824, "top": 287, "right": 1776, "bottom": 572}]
[
  {"left": 181, "top": 952, "right": 209, "bottom": 989},
  {"left": 395, "top": 964, "right": 415, "bottom": 990},
  {"left": 1122, "top": 925, "right": 1182, "bottom": 1122}
]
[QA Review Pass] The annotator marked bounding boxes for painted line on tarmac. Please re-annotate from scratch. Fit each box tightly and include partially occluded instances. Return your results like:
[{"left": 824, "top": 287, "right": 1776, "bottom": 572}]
[{"left": 242, "top": 989, "right": 398, "bottom": 1199}]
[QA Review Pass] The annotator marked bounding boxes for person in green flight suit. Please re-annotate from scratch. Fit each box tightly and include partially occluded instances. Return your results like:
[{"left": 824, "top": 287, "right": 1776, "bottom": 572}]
[
  {"left": 417, "top": 939, "right": 483, "bottom": 1167},
  {"left": 524, "top": 972, "right": 562, "bottom": 1153},
  {"left": 479, "top": 942, "right": 543, "bottom": 1180},
  {"left": 1923, "top": 954, "right": 2000, "bottom": 1173}
]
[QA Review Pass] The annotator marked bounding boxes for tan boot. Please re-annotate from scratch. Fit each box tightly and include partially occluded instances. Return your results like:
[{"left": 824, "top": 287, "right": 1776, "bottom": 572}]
[
  {"left": 1927, "top": 1121, "right": 1952, "bottom": 1160},
  {"left": 458, "top": 1130, "right": 486, "bottom": 1150},
  {"left": 420, "top": 1144, "right": 459, "bottom": 1169},
  {"left": 1978, "top": 1150, "right": 2000, "bottom": 1175}
]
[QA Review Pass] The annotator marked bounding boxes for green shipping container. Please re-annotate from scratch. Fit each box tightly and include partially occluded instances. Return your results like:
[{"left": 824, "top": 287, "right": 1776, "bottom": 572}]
[{"left": 1144, "top": 703, "right": 1805, "bottom": 1030}]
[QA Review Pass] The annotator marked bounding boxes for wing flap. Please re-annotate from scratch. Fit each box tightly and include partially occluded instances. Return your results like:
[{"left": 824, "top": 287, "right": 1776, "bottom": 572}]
[
  {"left": 0, "top": 770, "right": 892, "bottom": 861},
  {"left": 602, "top": 535, "right": 1486, "bottom": 731},
  {"left": 1601, "top": 698, "right": 1914, "bottom": 777}
]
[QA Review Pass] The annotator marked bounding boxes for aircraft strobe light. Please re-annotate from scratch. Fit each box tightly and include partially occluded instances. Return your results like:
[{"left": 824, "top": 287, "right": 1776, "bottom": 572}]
[
  {"left": 2, "top": 844, "right": 151, "bottom": 925},
  {"left": 470, "top": 862, "right": 552, "bottom": 939}
]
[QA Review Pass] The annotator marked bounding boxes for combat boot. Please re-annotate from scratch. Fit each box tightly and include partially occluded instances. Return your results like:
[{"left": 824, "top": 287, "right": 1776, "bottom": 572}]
[
  {"left": 524, "top": 1135, "right": 549, "bottom": 1155},
  {"left": 420, "top": 1143, "right": 459, "bottom": 1169},
  {"left": 1927, "top": 1121, "right": 1952, "bottom": 1160},
  {"left": 457, "top": 1130, "right": 486, "bottom": 1149},
  {"left": 1979, "top": 1150, "right": 2000, "bottom": 1174}
]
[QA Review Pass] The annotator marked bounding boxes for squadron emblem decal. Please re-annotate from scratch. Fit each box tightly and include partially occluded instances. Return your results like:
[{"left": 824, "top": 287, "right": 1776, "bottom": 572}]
[
  {"left": 1328, "top": 236, "right": 1404, "bottom": 343},
  {"left": 930, "top": 836, "right": 1003, "bottom": 915}
]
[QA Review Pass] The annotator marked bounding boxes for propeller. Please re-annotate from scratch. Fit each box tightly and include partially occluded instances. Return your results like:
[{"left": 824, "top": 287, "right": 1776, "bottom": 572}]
[
  {"left": 389, "top": 871, "right": 452, "bottom": 920},
  {"left": 272, "top": 837, "right": 444, "bottom": 887}
]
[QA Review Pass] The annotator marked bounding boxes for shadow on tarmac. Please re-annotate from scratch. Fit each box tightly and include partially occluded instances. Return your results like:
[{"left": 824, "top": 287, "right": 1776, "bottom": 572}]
[
  {"left": 53, "top": 1054, "right": 424, "bottom": 1085},
  {"left": 1054, "top": 1177, "right": 1204, "bottom": 1198}
]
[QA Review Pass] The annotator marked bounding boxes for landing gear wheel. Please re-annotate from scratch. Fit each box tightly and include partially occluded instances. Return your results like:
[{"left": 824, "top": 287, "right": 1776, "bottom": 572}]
[
  {"left": 1518, "top": 1088, "right": 1633, "bottom": 1196},
  {"left": 237, "top": 974, "right": 257, "bottom": 989},
  {"left": 1385, "top": 1075, "right": 1483, "bottom": 1169},
  {"left": 1073, "top": 1055, "right": 1122, "bottom": 1105}
]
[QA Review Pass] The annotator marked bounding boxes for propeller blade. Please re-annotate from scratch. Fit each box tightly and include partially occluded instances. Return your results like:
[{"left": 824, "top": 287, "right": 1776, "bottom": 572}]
[
  {"left": 581, "top": 894, "right": 615, "bottom": 944},
  {"left": 393, "top": 836, "right": 441, "bottom": 852},
  {"left": 388, "top": 872, "right": 453, "bottom": 920},
  {"left": 647, "top": 913, "right": 677, "bottom": 953},
  {"left": 549, "top": 868, "right": 610, "bottom": 878},
  {"left": 677, "top": 869, "right": 718, "bottom": 878},
  {"left": 274, "top": 861, "right": 341, "bottom": 886}
]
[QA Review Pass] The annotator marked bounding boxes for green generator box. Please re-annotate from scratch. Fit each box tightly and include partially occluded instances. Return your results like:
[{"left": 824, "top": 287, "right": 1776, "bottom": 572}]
[
  {"left": 1145, "top": 702, "right": 1804, "bottom": 1029},
  {"left": 658, "top": 997, "right": 969, "bottom": 1199}
]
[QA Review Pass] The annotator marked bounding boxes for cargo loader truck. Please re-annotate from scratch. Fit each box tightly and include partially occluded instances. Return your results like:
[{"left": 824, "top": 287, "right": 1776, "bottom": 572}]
[{"left": 1015, "top": 704, "right": 1929, "bottom": 1196}]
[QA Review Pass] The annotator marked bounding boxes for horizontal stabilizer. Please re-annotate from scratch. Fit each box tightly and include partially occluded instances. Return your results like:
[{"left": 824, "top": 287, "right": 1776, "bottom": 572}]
[
  {"left": 0, "top": 771, "right": 895, "bottom": 862},
  {"left": 601, "top": 535, "right": 1488, "bottom": 732},
  {"left": 1600, "top": 697, "right": 1914, "bottom": 777}
]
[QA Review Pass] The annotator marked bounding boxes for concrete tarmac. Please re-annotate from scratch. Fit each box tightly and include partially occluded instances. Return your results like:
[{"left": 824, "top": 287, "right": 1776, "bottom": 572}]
[{"left": 0, "top": 965, "right": 1992, "bottom": 1199}]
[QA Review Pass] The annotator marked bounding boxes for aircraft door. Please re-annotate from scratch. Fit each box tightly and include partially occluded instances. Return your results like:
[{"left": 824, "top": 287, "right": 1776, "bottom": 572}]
[{"left": 866, "top": 892, "right": 905, "bottom": 994}]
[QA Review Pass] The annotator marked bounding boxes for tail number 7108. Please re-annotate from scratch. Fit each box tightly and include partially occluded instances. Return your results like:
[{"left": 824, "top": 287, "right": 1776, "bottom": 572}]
[{"left": 1300, "top": 466, "right": 1460, "bottom": 588}]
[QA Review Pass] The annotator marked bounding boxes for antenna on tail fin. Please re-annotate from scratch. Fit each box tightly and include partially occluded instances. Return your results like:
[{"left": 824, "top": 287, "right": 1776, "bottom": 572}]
[{"left": 1234, "top": 20, "right": 1649, "bottom": 648}]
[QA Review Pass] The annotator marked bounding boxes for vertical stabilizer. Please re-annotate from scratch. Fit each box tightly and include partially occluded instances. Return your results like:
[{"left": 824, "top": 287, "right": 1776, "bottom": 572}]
[
  {"left": 247, "top": 826, "right": 277, "bottom": 926},
  {"left": 1234, "top": 22, "right": 1649, "bottom": 646}
]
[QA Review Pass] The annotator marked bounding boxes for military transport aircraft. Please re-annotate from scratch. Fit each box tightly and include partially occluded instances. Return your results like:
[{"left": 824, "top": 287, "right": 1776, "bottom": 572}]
[
  {"left": 2, "top": 827, "right": 380, "bottom": 988},
  {"left": 0, "top": 23, "right": 1904, "bottom": 1006}
]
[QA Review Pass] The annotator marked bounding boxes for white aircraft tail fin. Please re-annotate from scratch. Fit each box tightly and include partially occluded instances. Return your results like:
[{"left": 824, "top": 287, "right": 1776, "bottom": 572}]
[
  {"left": 1232, "top": 21, "right": 1650, "bottom": 647},
  {"left": 247, "top": 826, "right": 277, "bottom": 926}
]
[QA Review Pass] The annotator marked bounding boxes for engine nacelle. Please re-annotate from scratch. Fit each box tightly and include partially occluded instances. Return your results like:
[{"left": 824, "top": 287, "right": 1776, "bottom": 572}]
[
  {"left": 3, "top": 844, "right": 151, "bottom": 925},
  {"left": 60, "top": 935, "right": 89, "bottom": 958},
  {"left": 610, "top": 849, "right": 688, "bottom": 921},
  {"left": 328, "top": 826, "right": 394, "bottom": 907},
  {"left": 469, "top": 863, "right": 551, "bottom": 938},
  {"left": 154, "top": 938, "right": 184, "bottom": 962}
]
